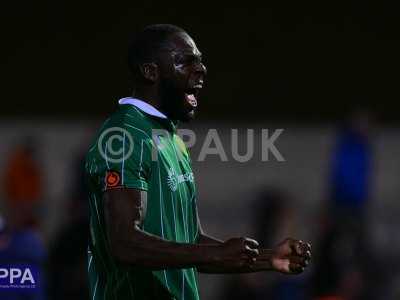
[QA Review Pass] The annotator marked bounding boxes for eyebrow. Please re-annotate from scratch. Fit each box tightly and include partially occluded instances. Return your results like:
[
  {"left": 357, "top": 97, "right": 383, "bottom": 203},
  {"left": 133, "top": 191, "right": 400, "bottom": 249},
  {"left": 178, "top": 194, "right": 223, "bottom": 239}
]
[
  {"left": 180, "top": 51, "right": 202, "bottom": 58},
  {"left": 185, "top": 52, "right": 202, "bottom": 58}
]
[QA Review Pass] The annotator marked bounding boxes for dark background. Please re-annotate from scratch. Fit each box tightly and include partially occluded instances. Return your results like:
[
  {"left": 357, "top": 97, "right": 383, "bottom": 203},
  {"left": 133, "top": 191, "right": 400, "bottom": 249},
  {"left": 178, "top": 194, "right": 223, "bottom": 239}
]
[
  {"left": 1, "top": 2, "right": 400, "bottom": 300},
  {"left": 1, "top": 0, "right": 399, "bottom": 122}
]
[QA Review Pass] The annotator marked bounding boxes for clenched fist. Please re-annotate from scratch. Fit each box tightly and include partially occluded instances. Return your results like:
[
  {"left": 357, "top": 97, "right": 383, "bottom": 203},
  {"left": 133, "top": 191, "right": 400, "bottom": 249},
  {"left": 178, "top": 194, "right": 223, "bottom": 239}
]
[
  {"left": 270, "top": 238, "right": 312, "bottom": 274},
  {"left": 214, "top": 237, "right": 260, "bottom": 269}
]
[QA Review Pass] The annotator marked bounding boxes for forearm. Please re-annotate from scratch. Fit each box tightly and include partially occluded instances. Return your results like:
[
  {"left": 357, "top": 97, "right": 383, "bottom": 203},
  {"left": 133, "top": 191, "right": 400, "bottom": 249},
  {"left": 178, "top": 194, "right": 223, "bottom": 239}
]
[
  {"left": 104, "top": 189, "right": 277, "bottom": 273},
  {"left": 105, "top": 189, "right": 221, "bottom": 270},
  {"left": 113, "top": 230, "right": 271, "bottom": 274},
  {"left": 198, "top": 248, "right": 274, "bottom": 274},
  {"left": 111, "top": 227, "right": 219, "bottom": 270},
  {"left": 198, "top": 232, "right": 223, "bottom": 245}
]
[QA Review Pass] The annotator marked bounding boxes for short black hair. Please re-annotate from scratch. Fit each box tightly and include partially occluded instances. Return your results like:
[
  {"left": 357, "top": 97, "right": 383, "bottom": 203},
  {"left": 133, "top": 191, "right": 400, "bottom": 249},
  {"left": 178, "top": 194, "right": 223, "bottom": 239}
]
[{"left": 128, "top": 24, "right": 186, "bottom": 79}]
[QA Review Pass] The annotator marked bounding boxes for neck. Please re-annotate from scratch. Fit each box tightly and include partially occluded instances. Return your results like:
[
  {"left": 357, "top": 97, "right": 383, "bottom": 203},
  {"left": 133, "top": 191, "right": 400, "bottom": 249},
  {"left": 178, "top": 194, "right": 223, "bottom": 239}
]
[
  {"left": 132, "top": 87, "right": 172, "bottom": 119},
  {"left": 132, "top": 86, "right": 162, "bottom": 111}
]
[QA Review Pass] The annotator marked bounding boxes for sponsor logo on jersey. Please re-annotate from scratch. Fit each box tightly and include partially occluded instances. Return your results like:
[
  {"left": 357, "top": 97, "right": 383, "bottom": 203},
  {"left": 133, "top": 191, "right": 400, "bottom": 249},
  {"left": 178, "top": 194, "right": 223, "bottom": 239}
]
[{"left": 167, "top": 168, "right": 194, "bottom": 192}]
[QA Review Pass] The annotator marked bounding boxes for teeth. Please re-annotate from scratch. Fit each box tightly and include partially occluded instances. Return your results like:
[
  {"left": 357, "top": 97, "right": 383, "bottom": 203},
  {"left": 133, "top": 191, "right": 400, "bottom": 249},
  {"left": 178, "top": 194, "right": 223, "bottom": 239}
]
[{"left": 186, "top": 94, "right": 197, "bottom": 107}]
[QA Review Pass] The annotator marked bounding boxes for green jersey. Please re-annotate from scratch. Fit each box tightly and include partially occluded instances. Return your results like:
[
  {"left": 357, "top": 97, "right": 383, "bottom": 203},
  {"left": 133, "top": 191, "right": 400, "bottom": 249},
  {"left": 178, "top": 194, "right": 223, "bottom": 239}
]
[{"left": 85, "top": 98, "right": 200, "bottom": 300}]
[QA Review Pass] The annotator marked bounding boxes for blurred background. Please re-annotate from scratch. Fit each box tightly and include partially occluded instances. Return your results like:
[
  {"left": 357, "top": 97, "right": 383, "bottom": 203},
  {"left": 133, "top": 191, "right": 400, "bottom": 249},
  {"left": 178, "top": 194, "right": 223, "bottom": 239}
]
[{"left": 1, "top": 0, "right": 399, "bottom": 299}]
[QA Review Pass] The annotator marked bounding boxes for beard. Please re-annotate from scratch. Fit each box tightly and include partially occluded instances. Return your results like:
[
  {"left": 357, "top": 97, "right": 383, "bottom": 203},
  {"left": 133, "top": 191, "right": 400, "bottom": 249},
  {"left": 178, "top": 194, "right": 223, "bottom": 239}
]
[{"left": 158, "top": 77, "right": 195, "bottom": 122}]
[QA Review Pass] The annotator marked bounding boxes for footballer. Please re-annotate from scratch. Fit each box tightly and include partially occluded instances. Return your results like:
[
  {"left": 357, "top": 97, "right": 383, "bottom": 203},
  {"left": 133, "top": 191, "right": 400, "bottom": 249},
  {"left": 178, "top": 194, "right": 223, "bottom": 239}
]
[{"left": 85, "top": 24, "right": 311, "bottom": 300}]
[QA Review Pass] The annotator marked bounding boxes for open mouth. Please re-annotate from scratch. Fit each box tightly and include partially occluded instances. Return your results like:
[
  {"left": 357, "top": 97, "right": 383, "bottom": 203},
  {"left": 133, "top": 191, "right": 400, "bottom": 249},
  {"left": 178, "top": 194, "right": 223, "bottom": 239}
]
[{"left": 184, "top": 86, "right": 201, "bottom": 109}]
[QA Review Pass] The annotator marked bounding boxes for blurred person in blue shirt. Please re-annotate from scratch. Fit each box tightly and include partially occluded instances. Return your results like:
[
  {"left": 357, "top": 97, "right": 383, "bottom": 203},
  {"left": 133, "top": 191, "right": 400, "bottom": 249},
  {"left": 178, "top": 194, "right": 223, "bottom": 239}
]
[
  {"left": 0, "top": 213, "right": 47, "bottom": 300},
  {"left": 313, "top": 109, "right": 377, "bottom": 300},
  {"left": 330, "top": 109, "right": 373, "bottom": 214}
]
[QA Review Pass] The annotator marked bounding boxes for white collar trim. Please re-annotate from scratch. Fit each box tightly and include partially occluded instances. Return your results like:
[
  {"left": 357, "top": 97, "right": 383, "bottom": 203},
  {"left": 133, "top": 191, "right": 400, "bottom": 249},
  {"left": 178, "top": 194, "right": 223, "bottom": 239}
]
[{"left": 118, "top": 97, "right": 168, "bottom": 119}]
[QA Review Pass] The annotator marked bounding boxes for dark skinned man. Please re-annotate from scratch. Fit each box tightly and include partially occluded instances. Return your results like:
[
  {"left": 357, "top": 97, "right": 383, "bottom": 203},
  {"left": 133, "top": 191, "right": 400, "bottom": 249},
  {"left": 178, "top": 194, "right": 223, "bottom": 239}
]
[{"left": 85, "top": 24, "right": 312, "bottom": 300}]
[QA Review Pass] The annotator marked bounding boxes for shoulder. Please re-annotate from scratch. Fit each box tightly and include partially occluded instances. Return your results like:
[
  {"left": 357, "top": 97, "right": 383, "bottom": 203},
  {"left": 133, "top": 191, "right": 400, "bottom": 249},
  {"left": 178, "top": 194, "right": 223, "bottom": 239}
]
[
  {"left": 89, "top": 105, "right": 154, "bottom": 153},
  {"left": 85, "top": 105, "right": 156, "bottom": 168},
  {"left": 105, "top": 104, "right": 154, "bottom": 138}
]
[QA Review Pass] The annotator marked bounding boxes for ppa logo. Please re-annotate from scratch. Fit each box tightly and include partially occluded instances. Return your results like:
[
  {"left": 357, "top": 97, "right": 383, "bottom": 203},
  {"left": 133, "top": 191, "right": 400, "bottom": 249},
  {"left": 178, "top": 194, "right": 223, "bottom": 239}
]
[{"left": 0, "top": 265, "right": 39, "bottom": 289}]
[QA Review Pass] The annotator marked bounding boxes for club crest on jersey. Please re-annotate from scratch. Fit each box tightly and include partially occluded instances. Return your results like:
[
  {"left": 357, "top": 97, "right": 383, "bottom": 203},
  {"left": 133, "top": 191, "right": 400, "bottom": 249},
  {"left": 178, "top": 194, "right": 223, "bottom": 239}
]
[{"left": 105, "top": 170, "right": 121, "bottom": 189}]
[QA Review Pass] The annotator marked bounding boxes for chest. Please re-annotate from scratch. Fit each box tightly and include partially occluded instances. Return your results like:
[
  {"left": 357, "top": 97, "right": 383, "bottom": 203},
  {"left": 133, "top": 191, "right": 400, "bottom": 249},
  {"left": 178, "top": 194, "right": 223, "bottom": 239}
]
[{"left": 150, "top": 134, "right": 195, "bottom": 196}]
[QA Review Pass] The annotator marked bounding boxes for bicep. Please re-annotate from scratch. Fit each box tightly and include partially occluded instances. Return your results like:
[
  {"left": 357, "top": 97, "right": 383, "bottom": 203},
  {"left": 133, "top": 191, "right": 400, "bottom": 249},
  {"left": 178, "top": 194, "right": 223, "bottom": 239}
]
[
  {"left": 104, "top": 188, "right": 147, "bottom": 243},
  {"left": 195, "top": 202, "right": 224, "bottom": 245}
]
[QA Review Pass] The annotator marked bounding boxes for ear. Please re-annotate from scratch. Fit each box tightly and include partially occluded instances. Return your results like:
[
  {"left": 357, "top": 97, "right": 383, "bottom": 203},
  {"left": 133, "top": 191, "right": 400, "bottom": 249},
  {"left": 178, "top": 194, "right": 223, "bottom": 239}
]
[{"left": 139, "top": 63, "right": 159, "bottom": 83}]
